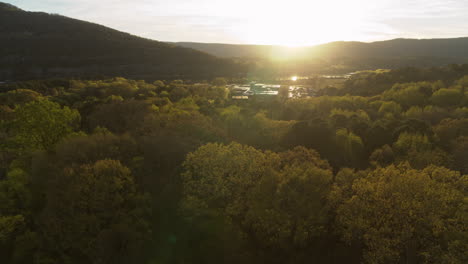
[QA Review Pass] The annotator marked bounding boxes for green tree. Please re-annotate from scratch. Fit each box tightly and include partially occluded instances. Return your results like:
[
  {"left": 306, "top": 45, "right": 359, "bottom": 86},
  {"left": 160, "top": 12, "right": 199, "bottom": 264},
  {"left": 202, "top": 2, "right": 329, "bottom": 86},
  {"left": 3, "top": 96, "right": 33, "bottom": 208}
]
[
  {"left": 212, "top": 77, "right": 227, "bottom": 87},
  {"left": 181, "top": 143, "right": 335, "bottom": 262},
  {"left": 393, "top": 132, "right": 451, "bottom": 169},
  {"left": 54, "top": 130, "right": 139, "bottom": 167},
  {"left": 334, "top": 128, "right": 365, "bottom": 168},
  {"left": 404, "top": 105, "right": 449, "bottom": 124},
  {"left": 88, "top": 99, "right": 152, "bottom": 133},
  {"left": 393, "top": 132, "right": 432, "bottom": 154},
  {"left": 39, "top": 160, "right": 151, "bottom": 264},
  {"left": 330, "top": 164, "right": 467, "bottom": 264},
  {"left": 434, "top": 118, "right": 468, "bottom": 149},
  {"left": 0, "top": 215, "right": 25, "bottom": 244},
  {"left": 378, "top": 101, "right": 402, "bottom": 117},
  {"left": 0, "top": 165, "right": 36, "bottom": 263},
  {"left": 12, "top": 99, "right": 80, "bottom": 151},
  {"left": 181, "top": 142, "right": 276, "bottom": 218},
  {"left": 382, "top": 83, "right": 429, "bottom": 108},
  {"left": 451, "top": 136, "right": 468, "bottom": 174},
  {"left": 0, "top": 89, "right": 42, "bottom": 106},
  {"left": 431, "top": 88, "right": 463, "bottom": 107},
  {"left": 244, "top": 161, "right": 333, "bottom": 257},
  {"left": 169, "top": 86, "right": 190, "bottom": 102},
  {"left": 369, "top": 144, "right": 394, "bottom": 167}
]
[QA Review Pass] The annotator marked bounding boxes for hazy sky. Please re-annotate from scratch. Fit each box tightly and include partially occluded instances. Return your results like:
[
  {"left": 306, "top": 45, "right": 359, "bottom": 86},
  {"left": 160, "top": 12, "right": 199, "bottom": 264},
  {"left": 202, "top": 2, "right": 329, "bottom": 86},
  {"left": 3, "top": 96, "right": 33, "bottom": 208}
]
[{"left": 5, "top": 0, "right": 468, "bottom": 46}]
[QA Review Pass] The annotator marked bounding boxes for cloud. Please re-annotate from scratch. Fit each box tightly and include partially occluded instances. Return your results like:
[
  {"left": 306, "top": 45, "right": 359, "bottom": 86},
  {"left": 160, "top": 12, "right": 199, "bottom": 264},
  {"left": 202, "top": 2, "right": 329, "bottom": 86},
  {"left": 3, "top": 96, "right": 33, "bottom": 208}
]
[
  {"left": 5, "top": 0, "right": 468, "bottom": 44},
  {"left": 376, "top": 0, "right": 468, "bottom": 39}
]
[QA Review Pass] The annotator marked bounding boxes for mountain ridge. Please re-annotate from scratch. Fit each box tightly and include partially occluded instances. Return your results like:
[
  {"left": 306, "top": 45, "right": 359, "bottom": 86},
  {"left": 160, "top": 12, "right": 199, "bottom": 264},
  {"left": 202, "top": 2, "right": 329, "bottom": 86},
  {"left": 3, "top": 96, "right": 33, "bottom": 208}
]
[
  {"left": 0, "top": 2, "right": 245, "bottom": 80},
  {"left": 173, "top": 37, "right": 468, "bottom": 59},
  {"left": 2, "top": 1, "right": 468, "bottom": 79}
]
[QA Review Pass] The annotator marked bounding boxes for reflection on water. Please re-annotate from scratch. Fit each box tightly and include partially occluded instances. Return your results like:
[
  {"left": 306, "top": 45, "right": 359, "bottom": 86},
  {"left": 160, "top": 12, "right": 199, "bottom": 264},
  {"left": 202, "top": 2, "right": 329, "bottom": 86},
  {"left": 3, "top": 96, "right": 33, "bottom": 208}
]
[
  {"left": 276, "top": 74, "right": 352, "bottom": 81},
  {"left": 230, "top": 73, "right": 353, "bottom": 99}
]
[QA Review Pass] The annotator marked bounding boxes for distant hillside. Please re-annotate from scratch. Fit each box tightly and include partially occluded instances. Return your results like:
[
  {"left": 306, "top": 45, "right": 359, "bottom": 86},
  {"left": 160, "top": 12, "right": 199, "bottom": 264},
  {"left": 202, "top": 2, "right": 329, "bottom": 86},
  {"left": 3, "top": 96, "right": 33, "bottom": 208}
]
[
  {"left": 174, "top": 38, "right": 468, "bottom": 71},
  {"left": 0, "top": 2, "right": 245, "bottom": 80},
  {"left": 310, "top": 38, "right": 468, "bottom": 59},
  {"left": 175, "top": 38, "right": 468, "bottom": 59},
  {"left": 2, "top": 1, "right": 468, "bottom": 80},
  {"left": 170, "top": 42, "right": 276, "bottom": 58}
]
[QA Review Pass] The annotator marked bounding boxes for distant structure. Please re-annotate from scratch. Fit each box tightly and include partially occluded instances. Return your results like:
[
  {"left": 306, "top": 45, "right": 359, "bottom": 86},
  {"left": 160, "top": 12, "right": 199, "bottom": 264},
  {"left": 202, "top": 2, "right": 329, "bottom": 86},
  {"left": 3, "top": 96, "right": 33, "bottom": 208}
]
[
  {"left": 250, "top": 83, "right": 280, "bottom": 95},
  {"left": 230, "top": 82, "right": 280, "bottom": 99}
]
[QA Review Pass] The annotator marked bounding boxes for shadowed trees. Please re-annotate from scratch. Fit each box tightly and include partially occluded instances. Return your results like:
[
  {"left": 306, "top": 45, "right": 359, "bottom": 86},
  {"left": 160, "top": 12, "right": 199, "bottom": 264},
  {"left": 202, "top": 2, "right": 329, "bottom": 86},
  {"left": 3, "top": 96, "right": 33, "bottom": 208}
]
[{"left": 39, "top": 160, "right": 151, "bottom": 264}]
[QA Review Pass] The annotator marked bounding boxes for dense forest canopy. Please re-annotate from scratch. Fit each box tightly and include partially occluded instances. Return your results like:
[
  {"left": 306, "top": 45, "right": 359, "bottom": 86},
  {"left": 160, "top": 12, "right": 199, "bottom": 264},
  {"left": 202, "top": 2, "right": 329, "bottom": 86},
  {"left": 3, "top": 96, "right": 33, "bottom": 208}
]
[
  {"left": 1, "top": 64, "right": 467, "bottom": 263},
  {"left": 1, "top": 3, "right": 467, "bottom": 263}
]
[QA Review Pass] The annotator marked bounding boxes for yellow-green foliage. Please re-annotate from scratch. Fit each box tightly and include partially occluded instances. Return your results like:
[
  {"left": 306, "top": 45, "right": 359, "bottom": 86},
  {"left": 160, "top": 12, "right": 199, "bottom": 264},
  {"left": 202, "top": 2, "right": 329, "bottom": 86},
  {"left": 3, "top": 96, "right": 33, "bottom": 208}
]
[
  {"left": 12, "top": 99, "right": 80, "bottom": 151},
  {"left": 431, "top": 88, "right": 464, "bottom": 107},
  {"left": 330, "top": 164, "right": 466, "bottom": 264},
  {"left": 181, "top": 143, "right": 333, "bottom": 249}
]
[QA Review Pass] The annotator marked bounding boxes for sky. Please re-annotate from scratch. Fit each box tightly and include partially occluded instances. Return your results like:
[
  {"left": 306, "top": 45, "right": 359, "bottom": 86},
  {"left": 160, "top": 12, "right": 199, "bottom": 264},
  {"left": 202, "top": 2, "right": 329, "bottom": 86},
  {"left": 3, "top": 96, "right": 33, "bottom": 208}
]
[{"left": 5, "top": 0, "right": 468, "bottom": 46}]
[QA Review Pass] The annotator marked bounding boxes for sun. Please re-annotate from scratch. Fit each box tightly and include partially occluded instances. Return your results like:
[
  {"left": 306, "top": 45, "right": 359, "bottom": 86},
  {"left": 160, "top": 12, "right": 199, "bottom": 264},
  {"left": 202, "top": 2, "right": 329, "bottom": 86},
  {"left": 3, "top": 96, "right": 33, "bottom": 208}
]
[
  {"left": 236, "top": 0, "right": 373, "bottom": 47},
  {"left": 291, "top": 76, "right": 298, "bottom": 81}
]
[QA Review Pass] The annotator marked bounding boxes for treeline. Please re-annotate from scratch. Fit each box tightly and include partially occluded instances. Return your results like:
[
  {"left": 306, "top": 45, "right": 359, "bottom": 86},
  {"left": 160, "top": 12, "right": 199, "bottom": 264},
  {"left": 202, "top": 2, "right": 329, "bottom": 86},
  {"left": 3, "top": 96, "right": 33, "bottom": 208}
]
[
  {"left": 0, "top": 67, "right": 467, "bottom": 263},
  {"left": 320, "top": 64, "right": 468, "bottom": 96},
  {"left": 176, "top": 39, "right": 468, "bottom": 75}
]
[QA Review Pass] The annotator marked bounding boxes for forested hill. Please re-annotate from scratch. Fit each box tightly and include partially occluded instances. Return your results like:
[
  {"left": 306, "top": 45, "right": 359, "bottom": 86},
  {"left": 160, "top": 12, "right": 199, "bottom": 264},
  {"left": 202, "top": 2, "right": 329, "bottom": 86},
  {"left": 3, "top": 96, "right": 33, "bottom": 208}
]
[
  {"left": 174, "top": 38, "right": 468, "bottom": 70},
  {"left": 176, "top": 38, "right": 468, "bottom": 59},
  {"left": 0, "top": 2, "right": 245, "bottom": 80}
]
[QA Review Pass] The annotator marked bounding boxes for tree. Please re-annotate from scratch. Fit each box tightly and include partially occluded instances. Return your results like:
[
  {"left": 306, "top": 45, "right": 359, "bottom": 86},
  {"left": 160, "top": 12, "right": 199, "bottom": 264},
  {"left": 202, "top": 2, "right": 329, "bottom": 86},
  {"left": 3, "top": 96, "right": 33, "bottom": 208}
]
[
  {"left": 0, "top": 89, "right": 42, "bottom": 106},
  {"left": 181, "top": 143, "right": 335, "bottom": 262},
  {"left": 378, "top": 101, "right": 402, "bottom": 117},
  {"left": 54, "top": 130, "right": 139, "bottom": 167},
  {"left": 212, "top": 77, "right": 227, "bottom": 87},
  {"left": 282, "top": 118, "right": 334, "bottom": 159},
  {"left": 393, "top": 132, "right": 432, "bottom": 155},
  {"left": 88, "top": 99, "right": 152, "bottom": 133},
  {"left": 382, "top": 82, "right": 431, "bottom": 108},
  {"left": 369, "top": 144, "right": 394, "bottom": 167},
  {"left": 243, "top": 161, "right": 333, "bottom": 260},
  {"left": 39, "top": 160, "right": 151, "bottom": 264},
  {"left": 12, "top": 99, "right": 80, "bottom": 151},
  {"left": 434, "top": 118, "right": 468, "bottom": 149},
  {"left": 451, "top": 136, "right": 468, "bottom": 174},
  {"left": 334, "top": 129, "right": 365, "bottom": 168},
  {"left": 169, "top": 86, "right": 190, "bottom": 102},
  {"left": 330, "top": 164, "right": 467, "bottom": 264},
  {"left": 392, "top": 132, "right": 451, "bottom": 169},
  {"left": 404, "top": 105, "right": 449, "bottom": 124},
  {"left": 0, "top": 166, "right": 36, "bottom": 263},
  {"left": 181, "top": 142, "right": 277, "bottom": 218},
  {"left": 431, "top": 88, "right": 463, "bottom": 107},
  {"left": 0, "top": 215, "right": 25, "bottom": 245}
]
